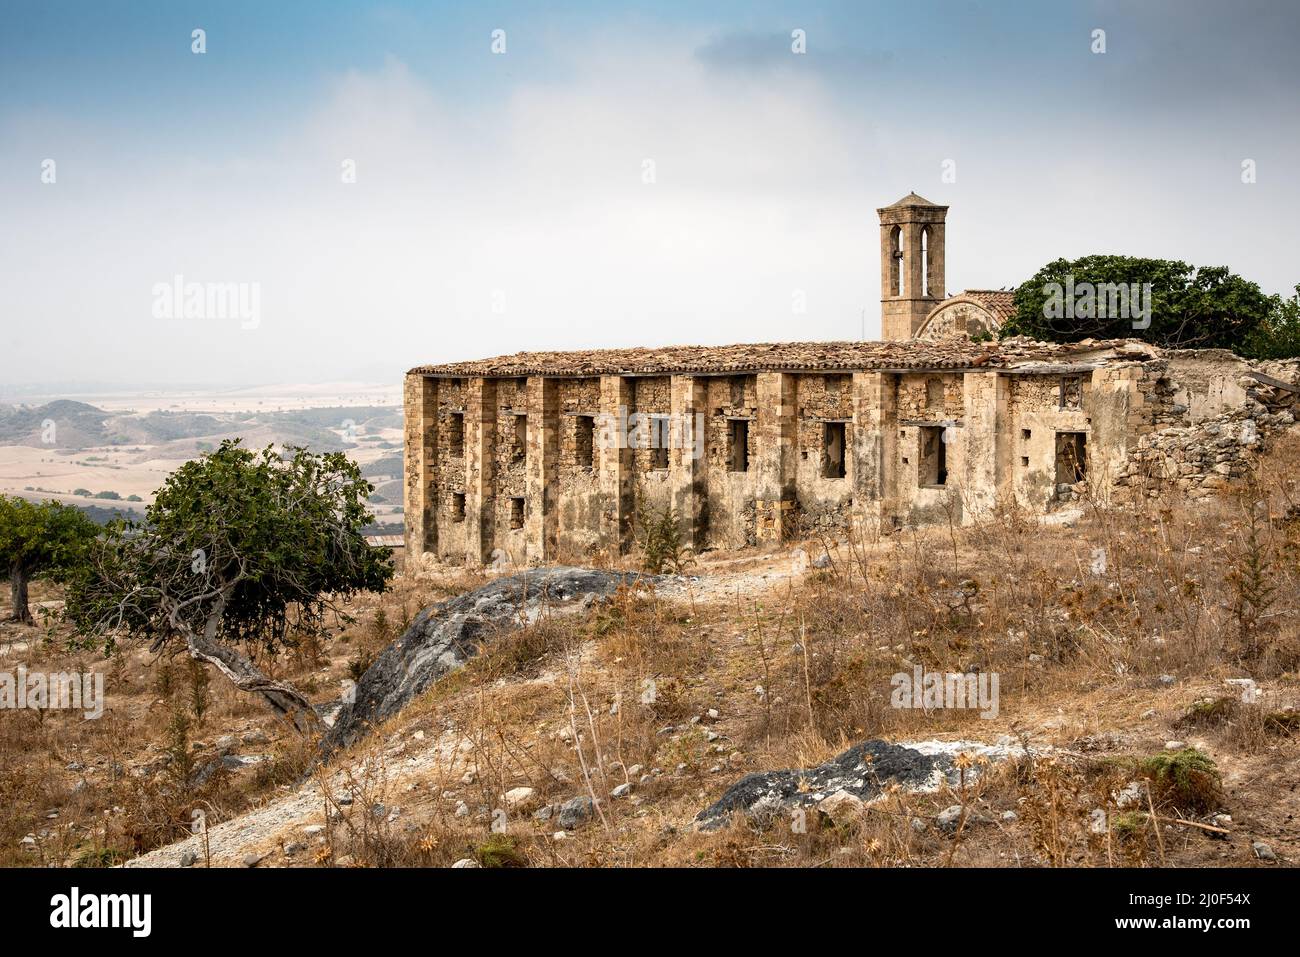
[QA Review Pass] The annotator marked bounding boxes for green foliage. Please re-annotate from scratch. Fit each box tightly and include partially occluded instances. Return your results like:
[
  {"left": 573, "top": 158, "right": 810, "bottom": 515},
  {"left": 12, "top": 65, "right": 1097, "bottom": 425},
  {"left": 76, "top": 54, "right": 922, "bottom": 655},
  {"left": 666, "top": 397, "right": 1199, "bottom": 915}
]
[
  {"left": 188, "top": 658, "right": 211, "bottom": 726},
  {"left": 1240, "top": 285, "right": 1300, "bottom": 359},
  {"left": 633, "top": 493, "right": 691, "bottom": 575},
  {"left": 0, "top": 496, "right": 99, "bottom": 578},
  {"left": 473, "top": 833, "right": 526, "bottom": 868},
  {"left": 63, "top": 439, "right": 394, "bottom": 656},
  {"left": 1001, "top": 255, "right": 1272, "bottom": 349},
  {"left": 0, "top": 495, "right": 100, "bottom": 620},
  {"left": 1135, "top": 748, "right": 1222, "bottom": 813}
]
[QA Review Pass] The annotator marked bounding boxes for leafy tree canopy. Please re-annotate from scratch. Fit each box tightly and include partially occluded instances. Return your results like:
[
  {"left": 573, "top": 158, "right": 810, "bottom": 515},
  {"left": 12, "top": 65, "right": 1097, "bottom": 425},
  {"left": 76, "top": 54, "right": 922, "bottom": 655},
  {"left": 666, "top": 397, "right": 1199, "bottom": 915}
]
[
  {"left": 1000, "top": 255, "right": 1273, "bottom": 350},
  {"left": 0, "top": 496, "right": 100, "bottom": 623},
  {"left": 64, "top": 440, "right": 393, "bottom": 734}
]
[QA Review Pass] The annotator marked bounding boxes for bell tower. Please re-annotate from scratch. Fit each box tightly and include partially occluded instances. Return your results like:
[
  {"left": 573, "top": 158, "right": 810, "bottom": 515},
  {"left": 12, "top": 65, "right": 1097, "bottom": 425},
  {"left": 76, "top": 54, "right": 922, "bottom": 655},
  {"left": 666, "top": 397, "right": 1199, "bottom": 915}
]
[{"left": 878, "top": 192, "right": 947, "bottom": 340}]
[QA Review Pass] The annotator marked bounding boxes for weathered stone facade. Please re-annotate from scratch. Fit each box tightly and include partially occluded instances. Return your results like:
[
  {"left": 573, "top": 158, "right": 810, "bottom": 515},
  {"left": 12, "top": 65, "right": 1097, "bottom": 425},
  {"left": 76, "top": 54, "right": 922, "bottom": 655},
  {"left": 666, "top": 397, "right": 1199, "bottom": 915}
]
[{"left": 404, "top": 338, "right": 1300, "bottom": 566}]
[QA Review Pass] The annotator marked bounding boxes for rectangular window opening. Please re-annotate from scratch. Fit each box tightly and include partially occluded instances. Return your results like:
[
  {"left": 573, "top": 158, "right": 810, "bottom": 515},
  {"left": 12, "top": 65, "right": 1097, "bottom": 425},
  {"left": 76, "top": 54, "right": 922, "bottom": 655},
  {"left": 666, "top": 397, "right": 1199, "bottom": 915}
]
[
  {"left": 823, "top": 422, "right": 846, "bottom": 479},
  {"left": 509, "top": 496, "right": 525, "bottom": 529},
  {"left": 512, "top": 414, "right": 527, "bottom": 464},
  {"left": 649, "top": 416, "right": 669, "bottom": 470},
  {"left": 1055, "top": 432, "right": 1087, "bottom": 484},
  {"left": 920, "top": 425, "right": 948, "bottom": 487},
  {"left": 574, "top": 415, "right": 595, "bottom": 469},
  {"left": 451, "top": 492, "right": 466, "bottom": 523},
  {"left": 728, "top": 419, "right": 749, "bottom": 472}
]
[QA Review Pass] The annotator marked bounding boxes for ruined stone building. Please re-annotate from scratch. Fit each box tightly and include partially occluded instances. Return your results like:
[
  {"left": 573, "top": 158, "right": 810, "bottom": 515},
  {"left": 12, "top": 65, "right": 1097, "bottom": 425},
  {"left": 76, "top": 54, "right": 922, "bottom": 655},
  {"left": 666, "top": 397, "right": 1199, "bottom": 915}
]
[{"left": 404, "top": 194, "right": 1298, "bottom": 566}]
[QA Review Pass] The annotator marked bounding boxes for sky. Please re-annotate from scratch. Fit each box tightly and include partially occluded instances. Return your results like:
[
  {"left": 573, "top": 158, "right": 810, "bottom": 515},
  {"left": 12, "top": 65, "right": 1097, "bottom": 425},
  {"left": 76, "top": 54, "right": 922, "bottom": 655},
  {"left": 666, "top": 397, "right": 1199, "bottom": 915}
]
[{"left": 2, "top": 0, "right": 1298, "bottom": 390}]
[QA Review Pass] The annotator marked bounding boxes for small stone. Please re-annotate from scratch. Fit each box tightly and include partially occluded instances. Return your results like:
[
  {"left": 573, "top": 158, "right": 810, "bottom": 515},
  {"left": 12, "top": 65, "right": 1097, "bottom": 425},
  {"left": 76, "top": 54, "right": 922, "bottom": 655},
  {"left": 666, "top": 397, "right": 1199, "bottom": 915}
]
[
  {"left": 557, "top": 795, "right": 594, "bottom": 830},
  {"left": 534, "top": 805, "right": 553, "bottom": 821},
  {"left": 1088, "top": 808, "right": 1108, "bottom": 834},
  {"left": 817, "top": 790, "right": 865, "bottom": 825},
  {"left": 625, "top": 764, "right": 643, "bottom": 777},
  {"left": 1158, "top": 674, "right": 1176, "bottom": 686},
  {"left": 611, "top": 783, "right": 632, "bottom": 799},
  {"left": 1252, "top": 841, "right": 1276, "bottom": 861},
  {"left": 284, "top": 841, "right": 306, "bottom": 856},
  {"left": 242, "top": 852, "right": 263, "bottom": 868},
  {"left": 1115, "top": 781, "right": 1145, "bottom": 809},
  {"left": 337, "top": 793, "right": 354, "bottom": 806},
  {"left": 454, "top": 802, "right": 469, "bottom": 818},
  {"left": 180, "top": 848, "right": 198, "bottom": 867},
  {"left": 241, "top": 729, "right": 270, "bottom": 745},
  {"left": 1165, "top": 741, "right": 1185, "bottom": 751},
  {"left": 911, "top": 818, "right": 928, "bottom": 833},
  {"left": 503, "top": 786, "right": 536, "bottom": 810},
  {"left": 215, "top": 735, "right": 238, "bottom": 755},
  {"left": 451, "top": 858, "right": 481, "bottom": 868},
  {"left": 935, "top": 805, "right": 965, "bottom": 833},
  {"left": 706, "top": 709, "right": 720, "bottom": 720},
  {"left": 303, "top": 824, "right": 325, "bottom": 836},
  {"left": 552, "top": 831, "right": 567, "bottom": 841},
  {"left": 1001, "top": 810, "right": 1018, "bottom": 823},
  {"left": 704, "top": 731, "right": 720, "bottom": 742}
]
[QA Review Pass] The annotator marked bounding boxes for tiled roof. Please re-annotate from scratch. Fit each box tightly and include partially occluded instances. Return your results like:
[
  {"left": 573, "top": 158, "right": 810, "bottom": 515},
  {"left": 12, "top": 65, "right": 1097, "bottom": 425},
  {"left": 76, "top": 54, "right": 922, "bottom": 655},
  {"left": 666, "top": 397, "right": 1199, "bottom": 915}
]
[
  {"left": 409, "top": 337, "right": 1156, "bottom": 378},
  {"left": 960, "top": 289, "right": 1018, "bottom": 326}
]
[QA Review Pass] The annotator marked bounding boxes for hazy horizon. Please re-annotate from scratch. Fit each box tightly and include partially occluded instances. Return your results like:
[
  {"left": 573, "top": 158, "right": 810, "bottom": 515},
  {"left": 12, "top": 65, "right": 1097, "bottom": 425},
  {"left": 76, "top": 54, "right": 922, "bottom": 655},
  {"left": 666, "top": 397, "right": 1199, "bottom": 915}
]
[{"left": 4, "top": 0, "right": 1299, "bottom": 388}]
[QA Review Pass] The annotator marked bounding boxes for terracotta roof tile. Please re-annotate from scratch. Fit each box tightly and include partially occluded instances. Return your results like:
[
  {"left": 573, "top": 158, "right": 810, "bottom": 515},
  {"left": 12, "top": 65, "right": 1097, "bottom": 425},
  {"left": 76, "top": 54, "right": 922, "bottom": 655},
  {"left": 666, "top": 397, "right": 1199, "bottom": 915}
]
[{"left": 409, "top": 337, "right": 1154, "bottom": 378}]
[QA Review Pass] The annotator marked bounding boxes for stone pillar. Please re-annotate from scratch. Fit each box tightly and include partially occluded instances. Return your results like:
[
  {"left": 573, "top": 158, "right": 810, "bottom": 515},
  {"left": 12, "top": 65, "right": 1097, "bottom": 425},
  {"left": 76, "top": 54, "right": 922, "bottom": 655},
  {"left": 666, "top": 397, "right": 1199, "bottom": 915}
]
[
  {"left": 403, "top": 373, "right": 438, "bottom": 559},
  {"left": 598, "top": 375, "right": 632, "bottom": 553},
  {"left": 524, "top": 377, "right": 559, "bottom": 563},
  {"left": 961, "top": 371, "right": 1007, "bottom": 517},
  {"left": 755, "top": 372, "right": 797, "bottom": 543},
  {"left": 852, "top": 371, "right": 895, "bottom": 528},
  {"left": 669, "top": 374, "right": 707, "bottom": 549},
  {"left": 465, "top": 377, "right": 497, "bottom": 565}
]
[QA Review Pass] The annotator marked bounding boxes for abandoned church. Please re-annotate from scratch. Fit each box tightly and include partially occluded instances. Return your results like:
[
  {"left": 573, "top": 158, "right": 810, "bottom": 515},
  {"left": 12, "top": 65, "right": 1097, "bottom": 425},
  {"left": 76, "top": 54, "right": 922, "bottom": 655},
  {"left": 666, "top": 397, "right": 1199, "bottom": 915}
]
[{"left": 405, "top": 193, "right": 1299, "bottom": 566}]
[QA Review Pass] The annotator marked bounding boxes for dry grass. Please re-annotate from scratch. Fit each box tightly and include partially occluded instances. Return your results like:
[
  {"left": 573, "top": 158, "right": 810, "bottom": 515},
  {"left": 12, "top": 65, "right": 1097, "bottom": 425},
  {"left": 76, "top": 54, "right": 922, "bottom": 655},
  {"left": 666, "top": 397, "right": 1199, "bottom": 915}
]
[{"left": 5, "top": 436, "right": 1300, "bottom": 867}]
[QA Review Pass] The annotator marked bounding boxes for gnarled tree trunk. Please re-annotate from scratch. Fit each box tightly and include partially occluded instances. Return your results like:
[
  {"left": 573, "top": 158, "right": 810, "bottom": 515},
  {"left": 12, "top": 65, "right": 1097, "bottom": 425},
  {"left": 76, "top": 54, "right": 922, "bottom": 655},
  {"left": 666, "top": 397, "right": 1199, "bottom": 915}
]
[
  {"left": 8, "top": 567, "right": 32, "bottom": 624},
  {"left": 175, "top": 594, "right": 325, "bottom": 737}
]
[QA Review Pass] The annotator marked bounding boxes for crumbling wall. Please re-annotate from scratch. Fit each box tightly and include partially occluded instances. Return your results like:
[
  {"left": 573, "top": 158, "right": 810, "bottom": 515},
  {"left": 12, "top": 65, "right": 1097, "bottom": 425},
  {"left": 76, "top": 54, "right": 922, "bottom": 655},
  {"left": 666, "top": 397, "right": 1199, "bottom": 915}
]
[
  {"left": 703, "top": 375, "right": 758, "bottom": 548},
  {"left": 433, "top": 378, "right": 468, "bottom": 561},
  {"left": 629, "top": 376, "right": 672, "bottom": 514},
  {"left": 491, "top": 378, "right": 529, "bottom": 561},
  {"left": 794, "top": 374, "right": 855, "bottom": 533},
  {"left": 891, "top": 372, "right": 966, "bottom": 525},
  {"left": 555, "top": 378, "right": 603, "bottom": 557}
]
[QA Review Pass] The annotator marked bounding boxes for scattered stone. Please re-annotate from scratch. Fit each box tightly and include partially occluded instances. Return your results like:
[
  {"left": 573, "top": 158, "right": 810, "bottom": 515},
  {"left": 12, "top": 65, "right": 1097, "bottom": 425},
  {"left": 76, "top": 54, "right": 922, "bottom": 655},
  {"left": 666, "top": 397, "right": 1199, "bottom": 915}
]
[
  {"left": 284, "top": 841, "right": 306, "bottom": 857},
  {"left": 812, "top": 554, "right": 832, "bottom": 569},
  {"left": 534, "top": 805, "right": 553, "bottom": 822},
  {"left": 1165, "top": 740, "right": 1185, "bottom": 751},
  {"left": 180, "top": 849, "right": 198, "bottom": 867},
  {"left": 303, "top": 824, "right": 325, "bottom": 836},
  {"left": 936, "top": 805, "right": 966, "bottom": 833},
  {"left": 1088, "top": 808, "right": 1108, "bottom": 834},
  {"left": 557, "top": 795, "right": 594, "bottom": 830},
  {"left": 1115, "top": 781, "right": 1146, "bottom": 809},
  {"left": 503, "top": 786, "right": 536, "bottom": 810},
  {"left": 215, "top": 735, "right": 238, "bottom": 755},
  {"left": 610, "top": 783, "right": 632, "bottom": 799},
  {"left": 1252, "top": 841, "right": 1276, "bottom": 861},
  {"left": 240, "top": 729, "right": 270, "bottom": 746},
  {"left": 911, "top": 818, "right": 928, "bottom": 833},
  {"left": 626, "top": 764, "right": 643, "bottom": 777},
  {"left": 454, "top": 802, "right": 469, "bottom": 818},
  {"left": 553, "top": 831, "right": 567, "bottom": 841},
  {"left": 817, "top": 789, "right": 865, "bottom": 825},
  {"left": 451, "top": 858, "right": 480, "bottom": 868},
  {"left": 1000, "top": 810, "right": 1018, "bottom": 823},
  {"left": 1158, "top": 675, "right": 1176, "bottom": 686},
  {"left": 242, "top": 852, "right": 264, "bottom": 868}
]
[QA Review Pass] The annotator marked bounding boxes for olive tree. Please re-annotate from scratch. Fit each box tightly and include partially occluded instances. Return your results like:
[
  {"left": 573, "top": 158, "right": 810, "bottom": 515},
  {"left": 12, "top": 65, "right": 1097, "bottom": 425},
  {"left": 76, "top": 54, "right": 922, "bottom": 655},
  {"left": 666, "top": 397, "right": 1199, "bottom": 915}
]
[
  {"left": 0, "top": 496, "right": 100, "bottom": 624},
  {"left": 64, "top": 441, "right": 393, "bottom": 735}
]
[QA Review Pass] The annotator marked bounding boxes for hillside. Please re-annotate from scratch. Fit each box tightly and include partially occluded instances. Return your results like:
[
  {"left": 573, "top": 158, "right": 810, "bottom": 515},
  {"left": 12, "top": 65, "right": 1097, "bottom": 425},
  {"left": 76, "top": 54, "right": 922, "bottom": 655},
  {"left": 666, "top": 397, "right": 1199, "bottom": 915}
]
[{"left": 4, "top": 432, "right": 1299, "bottom": 870}]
